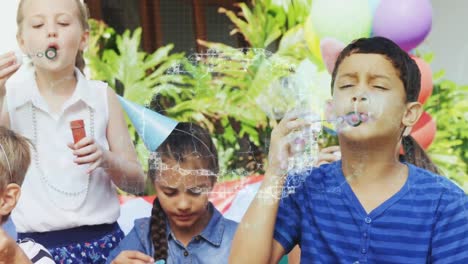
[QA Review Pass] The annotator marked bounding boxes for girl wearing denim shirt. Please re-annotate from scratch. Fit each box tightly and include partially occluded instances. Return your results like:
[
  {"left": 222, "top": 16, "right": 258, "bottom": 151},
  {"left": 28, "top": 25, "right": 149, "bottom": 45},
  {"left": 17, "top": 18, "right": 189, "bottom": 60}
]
[{"left": 107, "top": 123, "right": 238, "bottom": 264}]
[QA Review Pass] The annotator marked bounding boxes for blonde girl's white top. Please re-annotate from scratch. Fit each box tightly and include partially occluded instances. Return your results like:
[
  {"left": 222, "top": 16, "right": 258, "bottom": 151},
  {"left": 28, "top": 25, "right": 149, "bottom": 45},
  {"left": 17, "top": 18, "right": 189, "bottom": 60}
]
[{"left": 7, "top": 67, "right": 120, "bottom": 232}]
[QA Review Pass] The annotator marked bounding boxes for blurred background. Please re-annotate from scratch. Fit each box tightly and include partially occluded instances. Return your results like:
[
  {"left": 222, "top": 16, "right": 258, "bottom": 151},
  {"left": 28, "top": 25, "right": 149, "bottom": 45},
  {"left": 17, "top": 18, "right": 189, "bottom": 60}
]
[
  {"left": 1, "top": 0, "right": 467, "bottom": 191},
  {"left": 2, "top": 0, "right": 467, "bottom": 84}
]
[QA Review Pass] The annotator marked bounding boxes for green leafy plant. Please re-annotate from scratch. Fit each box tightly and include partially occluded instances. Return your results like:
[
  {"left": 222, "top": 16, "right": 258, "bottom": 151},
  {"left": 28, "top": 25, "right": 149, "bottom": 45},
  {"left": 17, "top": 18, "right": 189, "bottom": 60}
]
[
  {"left": 426, "top": 77, "right": 468, "bottom": 190},
  {"left": 85, "top": 19, "right": 188, "bottom": 168},
  {"left": 413, "top": 52, "right": 468, "bottom": 191},
  {"left": 86, "top": 20, "right": 187, "bottom": 104},
  {"left": 85, "top": 1, "right": 324, "bottom": 177},
  {"left": 219, "top": 0, "right": 285, "bottom": 48},
  {"left": 271, "top": 0, "right": 313, "bottom": 28},
  {"left": 148, "top": 0, "right": 328, "bottom": 175}
]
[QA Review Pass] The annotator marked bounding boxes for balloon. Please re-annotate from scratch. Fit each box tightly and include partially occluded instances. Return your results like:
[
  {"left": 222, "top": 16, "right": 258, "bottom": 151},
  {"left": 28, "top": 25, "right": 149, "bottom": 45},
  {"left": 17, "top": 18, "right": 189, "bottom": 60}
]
[
  {"left": 118, "top": 96, "right": 178, "bottom": 151},
  {"left": 304, "top": 14, "right": 322, "bottom": 62},
  {"left": 411, "top": 111, "right": 436, "bottom": 149},
  {"left": 320, "top": 38, "right": 346, "bottom": 74},
  {"left": 373, "top": 0, "right": 432, "bottom": 51},
  {"left": 411, "top": 55, "right": 433, "bottom": 104},
  {"left": 309, "top": 0, "right": 372, "bottom": 45},
  {"left": 369, "top": 0, "right": 381, "bottom": 15}
]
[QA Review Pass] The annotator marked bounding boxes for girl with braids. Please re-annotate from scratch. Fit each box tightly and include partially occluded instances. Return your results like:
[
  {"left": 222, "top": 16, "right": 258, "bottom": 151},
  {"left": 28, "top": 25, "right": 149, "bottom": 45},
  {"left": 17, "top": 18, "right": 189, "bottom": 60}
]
[
  {"left": 230, "top": 37, "right": 468, "bottom": 263},
  {"left": 107, "top": 122, "right": 238, "bottom": 264}
]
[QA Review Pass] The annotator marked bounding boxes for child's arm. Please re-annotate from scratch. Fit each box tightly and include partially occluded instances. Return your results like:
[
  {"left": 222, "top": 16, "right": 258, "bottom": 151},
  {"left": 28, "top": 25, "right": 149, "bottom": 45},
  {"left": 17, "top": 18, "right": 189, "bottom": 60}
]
[
  {"left": 0, "top": 52, "right": 21, "bottom": 128},
  {"left": 229, "top": 171, "right": 287, "bottom": 264},
  {"left": 229, "top": 114, "right": 311, "bottom": 264},
  {"left": 0, "top": 228, "right": 32, "bottom": 264},
  {"left": 430, "top": 191, "right": 468, "bottom": 263},
  {"left": 103, "top": 87, "right": 145, "bottom": 193},
  {"left": 69, "top": 87, "right": 145, "bottom": 194}
]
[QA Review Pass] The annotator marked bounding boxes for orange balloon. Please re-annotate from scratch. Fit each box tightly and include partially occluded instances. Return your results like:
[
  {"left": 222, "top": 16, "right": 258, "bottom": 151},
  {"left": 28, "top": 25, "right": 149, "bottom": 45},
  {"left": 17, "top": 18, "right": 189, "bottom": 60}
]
[
  {"left": 411, "top": 55, "right": 433, "bottom": 104},
  {"left": 411, "top": 111, "right": 437, "bottom": 149}
]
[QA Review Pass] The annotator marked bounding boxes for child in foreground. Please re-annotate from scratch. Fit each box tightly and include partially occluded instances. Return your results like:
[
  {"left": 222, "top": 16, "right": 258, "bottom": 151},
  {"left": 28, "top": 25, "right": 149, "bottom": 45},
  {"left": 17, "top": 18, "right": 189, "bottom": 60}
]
[
  {"left": 229, "top": 37, "right": 468, "bottom": 263},
  {"left": 0, "top": 0, "right": 145, "bottom": 262}
]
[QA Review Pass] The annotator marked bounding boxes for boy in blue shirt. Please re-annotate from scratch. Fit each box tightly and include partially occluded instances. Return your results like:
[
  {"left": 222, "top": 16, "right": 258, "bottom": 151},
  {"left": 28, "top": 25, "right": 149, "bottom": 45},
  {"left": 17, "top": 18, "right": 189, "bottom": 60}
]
[{"left": 230, "top": 37, "right": 468, "bottom": 263}]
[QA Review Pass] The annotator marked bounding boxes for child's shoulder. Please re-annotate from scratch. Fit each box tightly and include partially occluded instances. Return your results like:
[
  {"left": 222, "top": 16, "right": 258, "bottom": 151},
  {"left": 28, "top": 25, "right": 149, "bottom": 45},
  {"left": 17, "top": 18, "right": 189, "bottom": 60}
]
[
  {"left": 303, "top": 160, "right": 342, "bottom": 189},
  {"left": 409, "top": 164, "right": 466, "bottom": 200},
  {"left": 132, "top": 217, "right": 151, "bottom": 234},
  {"left": 75, "top": 68, "right": 109, "bottom": 96},
  {"left": 80, "top": 72, "right": 108, "bottom": 92},
  {"left": 211, "top": 204, "right": 238, "bottom": 230},
  {"left": 87, "top": 79, "right": 108, "bottom": 91},
  {"left": 209, "top": 207, "right": 238, "bottom": 244},
  {"left": 221, "top": 214, "right": 239, "bottom": 233},
  {"left": 122, "top": 217, "right": 152, "bottom": 244}
]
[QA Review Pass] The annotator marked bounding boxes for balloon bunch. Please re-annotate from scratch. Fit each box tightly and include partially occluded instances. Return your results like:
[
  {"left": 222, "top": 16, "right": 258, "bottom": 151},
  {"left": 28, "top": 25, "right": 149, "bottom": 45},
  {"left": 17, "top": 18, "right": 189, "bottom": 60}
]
[{"left": 307, "top": 0, "right": 436, "bottom": 150}]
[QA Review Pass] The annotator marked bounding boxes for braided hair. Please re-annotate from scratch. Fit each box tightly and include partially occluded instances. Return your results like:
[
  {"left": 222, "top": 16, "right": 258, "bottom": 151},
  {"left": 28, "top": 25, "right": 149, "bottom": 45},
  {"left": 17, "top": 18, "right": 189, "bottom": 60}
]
[
  {"left": 149, "top": 198, "right": 169, "bottom": 261},
  {"left": 147, "top": 122, "right": 218, "bottom": 261}
]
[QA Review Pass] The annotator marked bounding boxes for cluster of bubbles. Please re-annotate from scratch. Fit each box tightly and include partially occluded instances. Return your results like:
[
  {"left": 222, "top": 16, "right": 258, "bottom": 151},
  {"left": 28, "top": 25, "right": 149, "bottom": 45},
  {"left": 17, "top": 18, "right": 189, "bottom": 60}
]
[
  {"left": 167, "top": 47, "right": 291, "bottom": 77},
  {"left": 163, "top": 48, "right": 377, "bottom": 197},
  {"left": 287, "top": 96, "right": 373, "bottom": 175}
]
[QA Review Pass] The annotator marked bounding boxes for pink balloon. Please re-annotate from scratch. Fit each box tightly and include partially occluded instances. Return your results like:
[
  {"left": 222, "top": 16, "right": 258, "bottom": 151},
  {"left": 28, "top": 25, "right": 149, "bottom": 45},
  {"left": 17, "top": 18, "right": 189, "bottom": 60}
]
[
  {"left": 411, "top": 55, "right": 433, "bottom": 104},
  {"left": 373, "top": 0, "right": 432, "bottom": 51},
  {"left": 320, "top": 38, "right": 346, "bottom": 74}
]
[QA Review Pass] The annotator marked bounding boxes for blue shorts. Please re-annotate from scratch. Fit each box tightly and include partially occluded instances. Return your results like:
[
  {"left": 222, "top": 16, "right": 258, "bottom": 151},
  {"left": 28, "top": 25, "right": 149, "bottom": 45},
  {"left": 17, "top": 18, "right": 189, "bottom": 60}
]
[{"left": 18, "top": 222, "right": 124, "bottom": 264}]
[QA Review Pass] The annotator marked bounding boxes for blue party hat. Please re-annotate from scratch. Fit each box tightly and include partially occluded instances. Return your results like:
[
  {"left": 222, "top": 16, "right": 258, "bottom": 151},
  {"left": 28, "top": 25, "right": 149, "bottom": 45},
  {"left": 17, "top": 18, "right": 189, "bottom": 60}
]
[{"left": 118, "top": 96, "right": 178, "bottom": 151}]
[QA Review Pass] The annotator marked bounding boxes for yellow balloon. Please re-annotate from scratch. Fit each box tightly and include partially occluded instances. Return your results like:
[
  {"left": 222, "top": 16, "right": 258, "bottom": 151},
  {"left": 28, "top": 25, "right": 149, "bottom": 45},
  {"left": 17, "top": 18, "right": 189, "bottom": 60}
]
[
  {"left": 304, "top": 14, "right": 323, "bottom": 63},
  {"left": 310, "top": 0, "right": 372, "bottom": 45}
]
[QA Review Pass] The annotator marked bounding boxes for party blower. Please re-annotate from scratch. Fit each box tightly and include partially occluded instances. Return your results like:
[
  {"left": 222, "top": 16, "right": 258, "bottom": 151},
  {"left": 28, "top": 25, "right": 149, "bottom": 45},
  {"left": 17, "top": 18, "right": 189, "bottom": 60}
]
[{"left": 15, "top": 47, "right": 58, "bottom": 64}]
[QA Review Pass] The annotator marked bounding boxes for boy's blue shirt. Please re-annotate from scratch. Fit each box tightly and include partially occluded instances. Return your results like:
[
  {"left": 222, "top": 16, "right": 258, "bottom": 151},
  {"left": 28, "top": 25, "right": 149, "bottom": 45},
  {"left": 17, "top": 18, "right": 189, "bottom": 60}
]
[
  {"left": 107, "top": 202, "right": 238, "bottom": 264},
  {"left": 274, "top": 160, "right": 468, "bottom": 263}
]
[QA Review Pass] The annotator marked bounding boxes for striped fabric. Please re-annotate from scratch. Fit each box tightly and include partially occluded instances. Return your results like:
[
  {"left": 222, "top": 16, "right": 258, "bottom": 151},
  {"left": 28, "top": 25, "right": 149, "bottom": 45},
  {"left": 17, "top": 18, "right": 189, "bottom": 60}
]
[
  {"left": 274, "top": 161, "right": 468, "bottom": 263},
  {"left": 18, "top": 240, "right": 54, "bottom": 264}
]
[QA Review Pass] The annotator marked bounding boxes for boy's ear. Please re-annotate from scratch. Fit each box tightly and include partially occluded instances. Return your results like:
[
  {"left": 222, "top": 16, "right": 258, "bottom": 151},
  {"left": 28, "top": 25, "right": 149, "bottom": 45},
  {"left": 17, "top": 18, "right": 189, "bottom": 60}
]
[
  {"left": 0, "top": 184, "right": 21, "bottom": 219},
  {"left": 402, "top": 102, "right": 423, "bottom": 134},
  {"left": 320, "top": 38, "right": 346, "bottom": 74}
]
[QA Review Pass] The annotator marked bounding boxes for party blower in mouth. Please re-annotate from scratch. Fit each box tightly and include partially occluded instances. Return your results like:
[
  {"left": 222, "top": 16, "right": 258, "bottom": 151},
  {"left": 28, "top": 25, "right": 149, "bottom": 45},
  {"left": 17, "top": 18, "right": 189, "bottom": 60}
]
[{"left": 15, "top": 47, "right": 58, "bottom": 64}]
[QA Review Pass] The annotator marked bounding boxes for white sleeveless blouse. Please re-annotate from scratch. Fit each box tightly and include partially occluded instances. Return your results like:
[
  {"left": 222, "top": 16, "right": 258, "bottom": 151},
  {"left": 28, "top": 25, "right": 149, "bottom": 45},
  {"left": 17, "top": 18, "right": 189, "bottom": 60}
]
[{"left": 7, "top": 68, "right": 120, "bottom": 232}]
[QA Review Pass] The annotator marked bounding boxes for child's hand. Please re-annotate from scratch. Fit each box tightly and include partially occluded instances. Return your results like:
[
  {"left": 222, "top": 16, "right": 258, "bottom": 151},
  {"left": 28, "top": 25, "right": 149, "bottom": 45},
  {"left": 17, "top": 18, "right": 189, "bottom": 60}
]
[
  {"left": 267, "top": 112, "right": 314, "bottom": 178},
  {"left": 110, "top": 251, "right": 154, "bottom": 264},
  {"left": 67, "top": 137, "right": 108, "bottom": 174},
  {"left": 0, "top": 228, "right": 31, "bottom": 264},
  {"left": 0, "top": 52, "right": 21, "bottom": 94},
  {"left": 317, "top": 145, "right": 341, "bottom": 167}
]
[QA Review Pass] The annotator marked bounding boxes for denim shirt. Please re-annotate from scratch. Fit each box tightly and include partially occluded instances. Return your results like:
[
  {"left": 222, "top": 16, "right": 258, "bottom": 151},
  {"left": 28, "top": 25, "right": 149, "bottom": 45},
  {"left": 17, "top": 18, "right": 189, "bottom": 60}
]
[{"left": 107, "top": 203, "right": 238, "bottom": 264}]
